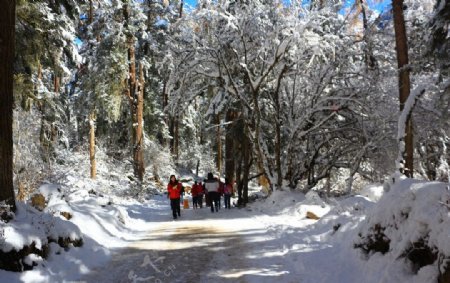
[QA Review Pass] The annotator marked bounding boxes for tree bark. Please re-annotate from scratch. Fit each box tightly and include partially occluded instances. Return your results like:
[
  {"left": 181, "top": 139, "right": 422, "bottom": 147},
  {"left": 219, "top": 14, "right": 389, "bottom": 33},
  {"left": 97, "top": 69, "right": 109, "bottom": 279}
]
[
  {"left": 175, "top": 116, "right": 179, "bottom": 162},
  {"left": 135, "top": 64, "right": 145, "bottom": 181},
  {"left": 216, "top": 113, "right": 222, "bottom": 175},
  {"left": 38, "top": 61, "right": 42, "bottom": 81},
  {"left": 88, "top": 0, "right": 94, "bottom": 24},
  {"left": 89, "top": 111, "right": 96, "bottom": 179},
  {"left": 169, "top": 117, "right": 175, "bottom": 155},
  {"left": 393, "top": 0, "right": 413, "bottom": 177},
  {"left": 359, "top": 0, "right": 376, "bottom": 70},
  {"left": 242, "top": 125, "right": 250, "bottom": 204},
  {"left": 225, "top": 110, "right": 235, "bottom": 183},
  {"left": 236, "top": 152, "right": 243, "bottom": 205},
  {"left": 161, "top": 80, "right": 168, "bottom": 146},
  {"left": 234, "top": 118, "right": 244, "bottom": 205},
  {"left": 179, "top": 0, "right": 184, "bottom": 18},
  {"left": 54, "top": 73, "right": 60, "bottom": 94},
  {"left": 273, "top": 66, "right": 287, "bottom": 190},
  {"left": 124, "top": 2, "right": 145, "bottom": 182},
  {"left": 0, "top": 0, "right": 17, "bottom": 211},
  {"left": 251, "top": 90, "right": 271, "bottom": 191}
]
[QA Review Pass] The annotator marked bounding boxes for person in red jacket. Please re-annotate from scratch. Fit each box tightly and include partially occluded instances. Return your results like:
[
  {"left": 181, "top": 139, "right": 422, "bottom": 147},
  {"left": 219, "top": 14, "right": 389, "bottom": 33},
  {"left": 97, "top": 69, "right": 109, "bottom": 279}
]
[
  {"left": 167, "top": 175, "right": 182, "bottom": 219},
  {"left": 191, "top": 181, "right": 199, "bottom": 209},
  {"left": 197, "top": 181, "right": 204, "bottom": 208},
  {"left": 223, "top": 178, "right": 233, "bottom": 209}
]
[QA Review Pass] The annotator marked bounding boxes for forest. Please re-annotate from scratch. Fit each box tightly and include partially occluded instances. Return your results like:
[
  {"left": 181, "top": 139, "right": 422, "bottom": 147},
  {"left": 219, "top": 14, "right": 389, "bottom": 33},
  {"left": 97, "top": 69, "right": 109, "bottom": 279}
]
[{"left": 0, "top": 0, "right": 449, "bottom": 282}]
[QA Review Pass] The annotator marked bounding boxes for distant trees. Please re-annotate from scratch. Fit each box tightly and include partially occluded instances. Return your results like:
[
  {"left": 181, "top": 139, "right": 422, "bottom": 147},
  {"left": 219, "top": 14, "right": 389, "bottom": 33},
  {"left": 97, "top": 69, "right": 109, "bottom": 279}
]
[
  {"left": 0, "top": 0, "right": 17, "bottom": 211},
  {"left": 166, "top": 1, "right": 385, "bottom": 195},
  {"left": 10, "top": 0, "right": 449, "bottom": 199},
  {"left": 13, "top": 0, "right": 80, "bottom": 197}
]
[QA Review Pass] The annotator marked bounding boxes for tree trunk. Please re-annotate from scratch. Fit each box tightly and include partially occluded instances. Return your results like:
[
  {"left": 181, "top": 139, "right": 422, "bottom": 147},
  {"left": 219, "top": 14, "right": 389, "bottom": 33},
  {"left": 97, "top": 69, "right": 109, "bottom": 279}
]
[
  {"left": 236, "top": 153, "right": 243, "bottom": 205},
  {"left": 48, "top": 71, "right": 59, "bottom": 142},
  {"left": 175, "top": 116, "right": 179, "bottom": 162},
  {"left": 216, "top": 113, "right": 222, "bottom": 175},
  {"left": 234, "top": 118, "right": 244, "bottom": 205},
  {"left": 225, "top": 110, "right": 235, "bottom": 183},
  {"left": 89, "top": 111, "right": 96, "bottom": 179},
  {"left": 0, "top": 0, "right": 16, "bottom": 211},
  {"left": 196, "top": 159, "right": 200, "bottom": 177},
  {"left": 360, "top": 0, "right": 376, "bottom": 70},
  {"left": 274, "top": 119, "right": 282, "bottom": 189},
  {"left": 124, "top": 2, "right": 144, "bottom": 182},
  {"left": 88, "top": 0, "right": 94, "bottom": 24},
  {"left": 38, "top": 61, "right": 42, "bottom": 81},
  {"left": 393, "top": 0, "right": 413, "bottom": 177},
  {"left": 169, "top": 117, "right": 175, "bottom": 155},
  {"left": 134, "top": 64, "right": 145, "bottom": 181},
  {"left": 54, "top": 73, "right": 60, "bottom": 94},
  {"left": 242, "top": 126, "right": 250, "bottom": 204},
  {"left": 273, "top": 66, "right": 287, "bottom": 190},
  {"left": 250, "top": 86, "right": 271, "bottom": 191},
  {"left": 161, "top": 80, "right": 168, "bottom": 146},
  {"left": 179, "top": 0, "right": 184, "bottom": 18}
]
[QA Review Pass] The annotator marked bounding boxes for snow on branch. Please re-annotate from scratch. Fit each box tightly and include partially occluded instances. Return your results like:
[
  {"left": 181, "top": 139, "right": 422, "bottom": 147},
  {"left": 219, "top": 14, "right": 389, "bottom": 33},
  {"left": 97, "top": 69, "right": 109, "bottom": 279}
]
[{"left": 395, "top": 85, "right": 427, "bottom": 178}]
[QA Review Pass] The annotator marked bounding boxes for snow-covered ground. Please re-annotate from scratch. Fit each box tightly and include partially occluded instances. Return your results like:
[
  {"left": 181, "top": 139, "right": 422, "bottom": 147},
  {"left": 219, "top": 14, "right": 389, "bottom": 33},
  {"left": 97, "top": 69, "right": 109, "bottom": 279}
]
[{"left": 0, "top": 175, "right": 448, "bottom": 283}]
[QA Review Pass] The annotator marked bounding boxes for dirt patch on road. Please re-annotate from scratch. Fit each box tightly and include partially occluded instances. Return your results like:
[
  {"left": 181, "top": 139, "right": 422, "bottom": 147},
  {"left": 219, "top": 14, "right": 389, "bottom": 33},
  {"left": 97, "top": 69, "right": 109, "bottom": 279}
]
[{"left": 81, "top": 221, "right": 246, "bottom": 283}]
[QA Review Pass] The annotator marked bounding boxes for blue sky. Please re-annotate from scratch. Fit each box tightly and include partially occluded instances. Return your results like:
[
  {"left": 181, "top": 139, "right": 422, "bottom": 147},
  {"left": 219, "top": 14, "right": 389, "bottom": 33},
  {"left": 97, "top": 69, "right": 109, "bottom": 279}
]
[{"left": 184, "top": 0, "right": 197, "bottom": 8}]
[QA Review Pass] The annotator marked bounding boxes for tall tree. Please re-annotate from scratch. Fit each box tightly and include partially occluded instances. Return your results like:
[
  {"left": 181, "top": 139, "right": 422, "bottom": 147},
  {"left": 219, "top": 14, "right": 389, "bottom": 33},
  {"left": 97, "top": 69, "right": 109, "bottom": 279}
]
[
  {"left": 216, "top": 113, "right": 222, "bottom": 174},
  {"left": 393, "top": 0, "right": 413, "bottom": 177},
  {"left": 89, "top": 111, "right": 96, "bottom": 179},
  {"left": 0, "top": 0, "right": 17, "bottom": 211},
  {"left": 225, "top": 109, "right": 236, "bottom": 183},
  {"left": 123, "top": 0, "right": 145, "bottom": 182}
]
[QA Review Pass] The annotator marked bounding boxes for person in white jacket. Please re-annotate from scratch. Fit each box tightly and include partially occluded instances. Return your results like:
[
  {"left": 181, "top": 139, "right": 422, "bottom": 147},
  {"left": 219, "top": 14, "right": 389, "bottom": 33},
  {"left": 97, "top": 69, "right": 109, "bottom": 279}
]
[{"left": 204, "top": 172, "right": 220, "bottom": 213}]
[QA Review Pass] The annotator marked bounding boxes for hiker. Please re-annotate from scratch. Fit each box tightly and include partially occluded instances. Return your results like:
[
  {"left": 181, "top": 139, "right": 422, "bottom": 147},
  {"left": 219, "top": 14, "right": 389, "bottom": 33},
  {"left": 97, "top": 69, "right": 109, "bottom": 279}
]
[
  {"left": 217, "top": 179, "right": 224, "bottom": 210},
  {"left": 191, "top": 181, "right": 200, "bottom": 209},
  {"left": 197, "top": 181, "right": 204, "bottom": 208},
  {"left": 204, "top": 173, "right": 220, "bottom": 213},
  {"left": 167, "top": 175, "right": 182, "bottom": 219},
  {"left": 223, "top": 178, "right": 233, "bottom": 209},
  {"left": 203, "top": 180, "right": 210, "bottom": 207},
  {"left": 180, "top": 184, "right": 185, "bottom": 204}
]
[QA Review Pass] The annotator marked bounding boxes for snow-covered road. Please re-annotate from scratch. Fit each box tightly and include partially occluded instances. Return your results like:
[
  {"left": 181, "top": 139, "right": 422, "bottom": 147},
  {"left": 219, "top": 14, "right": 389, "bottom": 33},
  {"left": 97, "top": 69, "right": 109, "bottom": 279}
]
[
  {"left": 81, "top": 199, "right": 293, "bottom": 283},
  {"left": 1, "top": 181, "right": 442, "bottom": 283}
]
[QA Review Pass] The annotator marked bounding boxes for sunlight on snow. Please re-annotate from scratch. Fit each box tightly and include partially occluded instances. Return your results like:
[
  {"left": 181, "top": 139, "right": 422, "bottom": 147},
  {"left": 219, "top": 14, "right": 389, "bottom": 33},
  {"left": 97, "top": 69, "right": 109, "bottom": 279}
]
[{"left": 218, "top": 267, "right": 290, "bottom": 278}]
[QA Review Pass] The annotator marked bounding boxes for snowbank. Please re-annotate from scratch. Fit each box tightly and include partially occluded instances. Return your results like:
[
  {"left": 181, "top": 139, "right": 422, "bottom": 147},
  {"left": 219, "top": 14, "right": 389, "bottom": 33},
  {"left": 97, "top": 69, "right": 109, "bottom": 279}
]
[
  {"left": 252, "top": 189, "right": 330, "bottom": 218},
  {"left": 359, "top": 183, "right": 385, "bottom": 202},
  {"left": 355, "top": 178, "right": 450, "bottom": 282},
  {"left": 0, "top": 201, "right": 82, "bottom": 271}
]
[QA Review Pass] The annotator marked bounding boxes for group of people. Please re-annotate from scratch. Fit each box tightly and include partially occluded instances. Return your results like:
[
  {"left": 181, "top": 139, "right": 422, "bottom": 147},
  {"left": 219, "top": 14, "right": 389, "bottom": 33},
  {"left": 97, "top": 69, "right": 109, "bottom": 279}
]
[{"left": 166, "top": 173, "right": 235, "bottom": 219}]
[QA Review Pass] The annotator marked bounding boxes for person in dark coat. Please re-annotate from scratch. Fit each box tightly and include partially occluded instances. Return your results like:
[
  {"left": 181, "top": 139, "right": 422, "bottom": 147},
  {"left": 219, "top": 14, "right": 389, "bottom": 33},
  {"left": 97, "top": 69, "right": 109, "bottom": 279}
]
[{"left": 204, "top": 172, "right": 220, "bottom": 213}]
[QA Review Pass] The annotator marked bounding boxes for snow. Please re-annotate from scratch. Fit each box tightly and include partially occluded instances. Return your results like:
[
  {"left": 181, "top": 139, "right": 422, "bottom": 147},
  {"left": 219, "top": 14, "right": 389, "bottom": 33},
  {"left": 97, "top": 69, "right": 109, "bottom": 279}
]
[
  {"left": 0, "top": 202, "right": 82, "bottom": 253},
  {"left": 360, "top": 183, "right": 385, "bottom": 202},
  {"left": 2, "top": 173, "right": 450, "bottom": 282},
  {"left": 395, "top": 84, "right": 426, "bottom": 176},
  {"left": 358, "top": 179, "right": 450, "bottom": 257}
]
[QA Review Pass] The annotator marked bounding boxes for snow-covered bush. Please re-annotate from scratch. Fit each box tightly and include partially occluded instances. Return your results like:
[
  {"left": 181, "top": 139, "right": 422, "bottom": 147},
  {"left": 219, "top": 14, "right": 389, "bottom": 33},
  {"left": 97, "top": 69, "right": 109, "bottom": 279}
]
[
  {"left": 355, "top": 178, "right": 450, "bottom": 278},
  {"left": 0, "top": 202, "right": 83, "bottom": 272}
]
